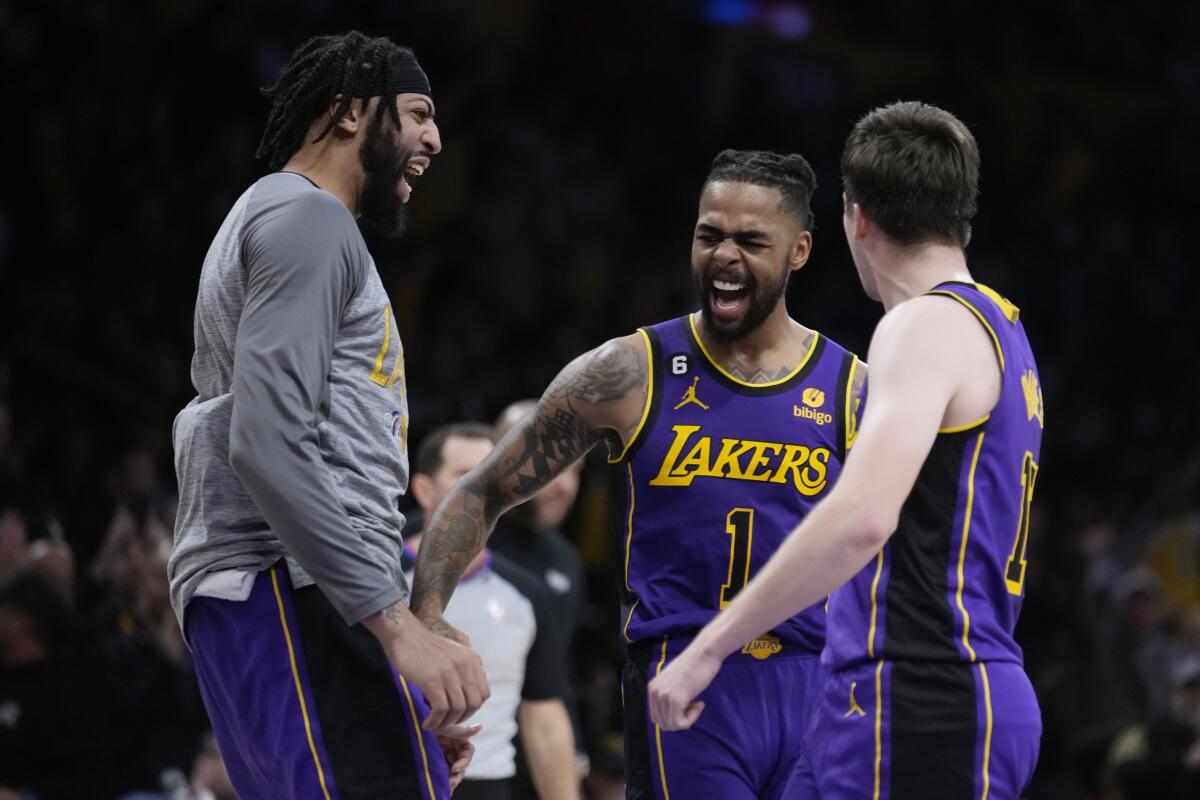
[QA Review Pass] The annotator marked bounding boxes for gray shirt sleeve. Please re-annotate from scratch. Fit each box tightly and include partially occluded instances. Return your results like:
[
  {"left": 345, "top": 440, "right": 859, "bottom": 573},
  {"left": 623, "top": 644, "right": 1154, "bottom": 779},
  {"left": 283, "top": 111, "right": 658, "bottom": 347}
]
[{"left": 228, "top": 188, "right": 404, "bottom": 625}]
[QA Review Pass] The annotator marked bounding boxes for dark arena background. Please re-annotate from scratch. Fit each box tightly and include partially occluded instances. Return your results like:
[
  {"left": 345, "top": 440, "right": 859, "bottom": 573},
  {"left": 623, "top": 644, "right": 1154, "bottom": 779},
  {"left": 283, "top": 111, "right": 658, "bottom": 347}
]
[{"left": 2, "top": 1, "right": 1198, "bottom": 798}]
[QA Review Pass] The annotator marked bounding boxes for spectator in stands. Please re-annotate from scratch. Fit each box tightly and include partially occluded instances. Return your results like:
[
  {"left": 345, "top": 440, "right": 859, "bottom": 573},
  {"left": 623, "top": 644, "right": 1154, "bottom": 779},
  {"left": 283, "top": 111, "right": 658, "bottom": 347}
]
[
  {"left": 1111, "top": 656, "right": 1200, "bottom": 798},
  {"left": 0, "top": 504, "right": 27, "bottom": 586},
  {"left": 0, "top": 570, "right": 113, "bottom": 799}
]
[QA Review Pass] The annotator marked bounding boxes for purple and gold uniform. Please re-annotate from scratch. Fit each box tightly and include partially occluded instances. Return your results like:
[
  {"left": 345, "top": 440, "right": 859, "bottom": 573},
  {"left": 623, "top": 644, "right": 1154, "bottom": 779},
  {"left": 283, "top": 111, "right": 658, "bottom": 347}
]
[
  {"left": 815, "top": 282, "right": 1044, "bottom": 800},
  {"left": 612, "top": 314, "right": 862, "bottom": 800}
]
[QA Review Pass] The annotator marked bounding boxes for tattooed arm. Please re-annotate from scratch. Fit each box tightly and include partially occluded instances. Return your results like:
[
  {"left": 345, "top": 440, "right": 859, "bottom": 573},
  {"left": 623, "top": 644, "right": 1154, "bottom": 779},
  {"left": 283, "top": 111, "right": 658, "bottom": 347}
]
[{"left": 410, "top": 334, "right": 648, "bottom": 627}]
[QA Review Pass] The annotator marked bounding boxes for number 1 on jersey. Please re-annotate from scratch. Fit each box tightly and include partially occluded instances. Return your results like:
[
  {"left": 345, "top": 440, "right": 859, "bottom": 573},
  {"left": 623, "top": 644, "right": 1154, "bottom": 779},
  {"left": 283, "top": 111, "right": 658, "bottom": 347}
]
[
  {"left": 720, "top": 508, "right": 755, "bottom": 608},
  {"left": 1005, "top": 452, "right": 1038, "bottom": 595}
]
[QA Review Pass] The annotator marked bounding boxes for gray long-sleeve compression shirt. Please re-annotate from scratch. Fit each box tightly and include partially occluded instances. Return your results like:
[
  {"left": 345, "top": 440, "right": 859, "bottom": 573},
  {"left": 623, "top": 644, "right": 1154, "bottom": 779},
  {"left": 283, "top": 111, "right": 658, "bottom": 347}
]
[{"left": 169, "top": 172, "right": 411, "bottom": 626}]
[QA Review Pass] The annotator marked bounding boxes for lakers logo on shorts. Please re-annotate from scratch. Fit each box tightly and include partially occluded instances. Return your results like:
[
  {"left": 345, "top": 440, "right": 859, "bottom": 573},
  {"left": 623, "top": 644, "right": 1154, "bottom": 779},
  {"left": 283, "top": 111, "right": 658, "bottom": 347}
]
[{"left": 741, "top": 635, "right": 783, "bottom": 660}]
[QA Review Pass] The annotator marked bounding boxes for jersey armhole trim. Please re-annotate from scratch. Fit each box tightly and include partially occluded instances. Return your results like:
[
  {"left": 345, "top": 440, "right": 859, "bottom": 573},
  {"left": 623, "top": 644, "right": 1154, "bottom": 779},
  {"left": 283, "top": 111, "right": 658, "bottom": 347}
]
[
  {"left": 609, "top": 327, "right": 662, "bottom": 464},
  {"left": 834, "top": 351, "right": 856, "bottom": 461},
  {"left": 938, "top": 414, "right": 991, "bottom": 435}
]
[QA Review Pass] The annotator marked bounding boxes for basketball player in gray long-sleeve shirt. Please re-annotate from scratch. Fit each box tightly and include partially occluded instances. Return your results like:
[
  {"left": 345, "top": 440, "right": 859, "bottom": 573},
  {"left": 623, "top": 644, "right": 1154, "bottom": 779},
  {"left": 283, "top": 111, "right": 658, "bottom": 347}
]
[{"left": 168, "top": 33, "right": 486, "bottom": 799}]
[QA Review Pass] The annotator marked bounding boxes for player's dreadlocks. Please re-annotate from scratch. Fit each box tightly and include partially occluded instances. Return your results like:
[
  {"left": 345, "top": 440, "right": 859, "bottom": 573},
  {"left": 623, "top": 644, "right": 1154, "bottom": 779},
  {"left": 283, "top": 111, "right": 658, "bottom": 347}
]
[
  {"left": 706, "top": 149, "right": 818, "bottom": 230},
  {"left": 255, "top": 32, "right": 418, "bottom": 171}
]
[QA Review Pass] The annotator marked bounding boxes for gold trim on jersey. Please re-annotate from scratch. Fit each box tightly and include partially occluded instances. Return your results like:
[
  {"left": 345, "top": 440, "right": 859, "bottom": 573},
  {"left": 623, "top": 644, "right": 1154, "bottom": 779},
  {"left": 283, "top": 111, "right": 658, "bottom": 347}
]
[
  {"left": 622, "top": 598, "right": 639, "bottom": 644},
  {"left": 924, "top": 290, "right": 1005, "bottom": 373},
  {"left": 939, "top": 413, "right": 991, "bottom": 435},
  {"left": 956, "top": 432, "right": 987, "bottom": 663},
  {"left": 398, "top": 676, "right": 439, "bottom": 800},
  {"left": 270, "top": 568, "right": 333, "bottom": 800},
  {"left": 655, "top": 637, "right": 672, "bottom": 800},
  {"left": 873, "top": 660, "right": 884, "bottom": 800},
  {"left": 975, "top": 283, "right": 1020, "bottom": 323},
  {"left": 688, "top": 313, "right": 819, "bottom": 388},
  {"left": 979, "top": 662, "right": 995, "bottom": 799},
  {"left": 867, "top": 549, "right": 884, "bottom": 658},
  {"left": 623, "top": 463, "right": 636, "bottom": 592},
  {"left": 609, "top": 329, "right": 656, "bottom": 464},
  {"left": 844, "top": 357, "right": 862, "bottom": 452}
]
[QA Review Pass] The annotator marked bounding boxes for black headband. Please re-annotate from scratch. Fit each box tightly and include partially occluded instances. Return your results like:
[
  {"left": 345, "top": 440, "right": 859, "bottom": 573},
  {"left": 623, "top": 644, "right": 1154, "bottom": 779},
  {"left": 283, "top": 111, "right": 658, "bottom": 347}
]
[
  {"left": 347, "top": 52, "right": 432, "bottom": 100},
  {"left": 386, "top": 54, "right": 432, "bottom": 98}
]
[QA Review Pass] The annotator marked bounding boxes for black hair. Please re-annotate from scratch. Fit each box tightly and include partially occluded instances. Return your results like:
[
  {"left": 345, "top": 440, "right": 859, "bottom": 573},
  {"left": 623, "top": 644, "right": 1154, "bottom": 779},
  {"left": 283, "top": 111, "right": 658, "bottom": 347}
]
[
  {"left": 842, "top": 100, "right": 980, "bottom": 247},
  {"left": 255, "top": 32, "right": 413, "bottom": 170},
  {"left": 704, "top": 149, "right": 818, "bottom": 229},
  {"left": 414, "top": 422, "right": 493, "bottom": 478}
]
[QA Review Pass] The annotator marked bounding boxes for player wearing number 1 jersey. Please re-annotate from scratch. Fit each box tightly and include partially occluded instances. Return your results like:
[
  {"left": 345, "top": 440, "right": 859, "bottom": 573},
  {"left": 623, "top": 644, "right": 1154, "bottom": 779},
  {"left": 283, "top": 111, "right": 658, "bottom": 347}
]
[
  {"left": 651, "top": 102, "right": 1045, "bottom": 800},
  {"left": 407, "top": 149, "right": 865, "bottom": 800},
  {"left": 612, "top": 304, "right": 862, "bottom": 800}
]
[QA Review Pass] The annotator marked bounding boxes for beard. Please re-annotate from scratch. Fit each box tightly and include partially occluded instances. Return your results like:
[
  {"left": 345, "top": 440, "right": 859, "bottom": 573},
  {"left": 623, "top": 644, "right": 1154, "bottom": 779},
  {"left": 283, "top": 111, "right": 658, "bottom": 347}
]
[
  {"left": 693, "top": 264, "right": 789, "bottom": 343},
  {"left": 357, "top": 107, "right": 411, "bottom": 239}
]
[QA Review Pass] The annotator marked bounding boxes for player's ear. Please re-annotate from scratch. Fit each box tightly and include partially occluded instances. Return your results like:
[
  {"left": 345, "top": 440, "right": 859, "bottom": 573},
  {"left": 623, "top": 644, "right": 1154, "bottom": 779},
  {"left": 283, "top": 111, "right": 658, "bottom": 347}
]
[
  {"left": 329, "top": 94, "right": 367, "bottom": 135},
  {"left": 849, "top": 202, "right": 870, "bottom": 241},
  {"left": 789, "top": 229, "right": 813, "bottom": 272},
  {"left": 410, "top": 473, "right": 435, "bottom": 513}
]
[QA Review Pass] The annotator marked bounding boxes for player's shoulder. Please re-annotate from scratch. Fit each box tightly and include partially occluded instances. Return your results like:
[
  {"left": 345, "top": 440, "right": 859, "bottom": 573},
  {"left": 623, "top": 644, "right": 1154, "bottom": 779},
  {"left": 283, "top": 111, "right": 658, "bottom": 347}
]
[
  {"left": 241, "top": 174, "right": 365, "bottom": 280},
  {"left": 876, "top": 290, "right": 985, "bottom": 345},
  {"left": 248, "top": 173, "right": 359, "bottom": 238},
  {"left": 867, "top": 291, "right": 998, "bottom": 389},
  {"left": 591, "top": 332, "right": 649, "bottom": 367},
  {"left": 559, "top": 333, "right": 649, "bottom": 401}
]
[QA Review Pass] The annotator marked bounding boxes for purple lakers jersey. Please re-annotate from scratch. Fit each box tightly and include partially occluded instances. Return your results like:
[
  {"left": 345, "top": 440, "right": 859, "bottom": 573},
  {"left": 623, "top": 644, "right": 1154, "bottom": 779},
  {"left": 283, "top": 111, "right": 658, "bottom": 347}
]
[
  {"left": 826, "top": 282, "right": 1044, "bottom": 670},
  {"left": 610, "top": 314, "right": 862, "bottom": 654}
]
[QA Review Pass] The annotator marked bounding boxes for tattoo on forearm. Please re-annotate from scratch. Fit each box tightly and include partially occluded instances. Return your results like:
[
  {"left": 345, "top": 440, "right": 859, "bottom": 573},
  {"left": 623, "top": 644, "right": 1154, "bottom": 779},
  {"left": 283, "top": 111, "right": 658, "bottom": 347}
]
[{"left": 411, "top": 339, "right": 645, "bottom": 615}]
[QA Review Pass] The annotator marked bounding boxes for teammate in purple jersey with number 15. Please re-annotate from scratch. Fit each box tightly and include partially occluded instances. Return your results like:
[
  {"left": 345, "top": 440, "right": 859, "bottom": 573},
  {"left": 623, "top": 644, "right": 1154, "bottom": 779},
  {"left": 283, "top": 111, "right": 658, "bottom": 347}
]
[
  {"left": 406, "top": 149, "right": 866, "bottom": 800},
  {"left": 652, "top": 102, "right": 1045, "bottom": 800}
]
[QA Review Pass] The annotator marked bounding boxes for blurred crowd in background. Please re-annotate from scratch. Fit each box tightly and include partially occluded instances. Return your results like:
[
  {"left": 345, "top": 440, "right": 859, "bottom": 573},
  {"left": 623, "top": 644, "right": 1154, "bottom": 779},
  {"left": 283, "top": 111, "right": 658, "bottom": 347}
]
[{"left": 2, "top": 1, "right": 1199, "bottom": 798}]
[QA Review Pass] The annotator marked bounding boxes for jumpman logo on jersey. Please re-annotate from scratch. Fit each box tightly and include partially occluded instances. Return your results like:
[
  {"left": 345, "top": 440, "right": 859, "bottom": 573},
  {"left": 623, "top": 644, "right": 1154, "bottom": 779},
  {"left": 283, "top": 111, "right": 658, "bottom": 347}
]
[
  {"left": 673, "top": 376, "right": 710, "bottom": 411},
  {"left": 844, "top": 681, "right": 866, "bottom": 718}
]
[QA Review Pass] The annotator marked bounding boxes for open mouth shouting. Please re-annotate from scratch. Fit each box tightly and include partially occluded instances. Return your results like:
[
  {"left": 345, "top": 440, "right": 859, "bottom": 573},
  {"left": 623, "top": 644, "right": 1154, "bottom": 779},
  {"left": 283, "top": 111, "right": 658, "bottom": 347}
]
[
  {"left": 400, "top": 156, "right": 430, "bottom": 202},
  {"left": 709, "top": 274, "right": 752, "bottom": 322}
]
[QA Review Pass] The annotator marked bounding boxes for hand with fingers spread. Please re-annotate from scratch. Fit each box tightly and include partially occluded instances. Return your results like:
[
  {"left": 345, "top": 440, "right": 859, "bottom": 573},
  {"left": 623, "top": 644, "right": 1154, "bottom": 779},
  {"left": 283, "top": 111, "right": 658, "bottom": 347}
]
[
  {"left": 363, "top": 601, "right": 490, "bottom": 730},
  {"left": 647, "top": 641, "right": 722, "bottom": 732},
  {"left": 434, "top": 723, "right": 480, "bottom": 792}
]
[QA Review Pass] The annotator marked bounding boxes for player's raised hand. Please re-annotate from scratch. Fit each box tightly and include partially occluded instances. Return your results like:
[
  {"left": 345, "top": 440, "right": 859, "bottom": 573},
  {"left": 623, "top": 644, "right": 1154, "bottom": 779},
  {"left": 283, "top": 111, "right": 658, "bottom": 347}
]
[
  {"left": 648, "top": 642, "right": 721, "bottom": 731},
  {"left": 363, "top": 602, "right": 491, "bottom": 730}
]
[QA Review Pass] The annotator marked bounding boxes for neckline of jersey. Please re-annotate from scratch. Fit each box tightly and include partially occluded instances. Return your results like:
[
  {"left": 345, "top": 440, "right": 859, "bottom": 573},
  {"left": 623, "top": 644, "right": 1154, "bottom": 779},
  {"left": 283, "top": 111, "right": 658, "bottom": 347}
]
[
  {"left": 276, "top": 170, "right": 321, "bottom": 190},
  {"left": 686, "top": 312, "right": 822, "bottom": 395}
]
